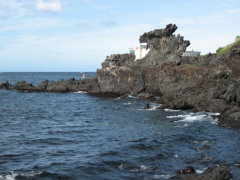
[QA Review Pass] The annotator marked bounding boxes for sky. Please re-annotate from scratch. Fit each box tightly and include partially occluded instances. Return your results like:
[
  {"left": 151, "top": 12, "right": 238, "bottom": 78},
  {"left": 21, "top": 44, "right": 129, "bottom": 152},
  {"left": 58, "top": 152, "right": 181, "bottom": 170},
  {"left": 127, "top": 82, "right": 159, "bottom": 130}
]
[{"left": 0, "top": 0, "right": 240, "bottom": 72}]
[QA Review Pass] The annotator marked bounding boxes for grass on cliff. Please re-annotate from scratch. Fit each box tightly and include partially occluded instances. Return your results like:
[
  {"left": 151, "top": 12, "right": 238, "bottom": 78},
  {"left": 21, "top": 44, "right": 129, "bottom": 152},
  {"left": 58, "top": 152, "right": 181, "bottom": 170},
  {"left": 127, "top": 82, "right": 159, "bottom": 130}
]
[{"left": 216, "top": 36, "right": 240, "bottom": 56}]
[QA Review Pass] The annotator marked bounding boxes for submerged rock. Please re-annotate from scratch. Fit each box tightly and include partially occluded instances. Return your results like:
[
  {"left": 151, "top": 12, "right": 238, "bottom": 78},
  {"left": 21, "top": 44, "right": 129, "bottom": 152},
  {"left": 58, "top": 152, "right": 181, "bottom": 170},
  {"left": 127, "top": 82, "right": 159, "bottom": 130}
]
[
  {"left": 144, "top": 103, "right": 150, "bottom": 109},
  {"left": 182, "top": 166, "right": 232, "bottom": 180},
  {"left": 177, "top": 166, "right": 196, "bottom": 174}
]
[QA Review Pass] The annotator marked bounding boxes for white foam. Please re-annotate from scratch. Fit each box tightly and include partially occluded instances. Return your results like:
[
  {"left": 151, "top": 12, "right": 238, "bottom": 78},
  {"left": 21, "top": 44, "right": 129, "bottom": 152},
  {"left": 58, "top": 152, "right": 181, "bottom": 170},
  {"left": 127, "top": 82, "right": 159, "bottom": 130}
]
[
  {"left": 153, "top": 175, "right": 173, "bottom": 179},
  {"left": 118, "top": 164, "right": 125, "bottom": 169},
  {"left": 131, "top": 165, "right": 154, "bottom": 172},
  {"left": 0, "top": 172, "right": 42, "bottom": 180},
  {"left": 137, "top": 104, "right": 159, "bottom": 111},
  {"left": 164, "top": 109, "right": 181, "bottom": 112},
  {"left": 167, "top": 115, "right": 188, "bottom": 119},
  {"left": 183, "top": 124, "right": 189, "bottom": 127},
  {"left": 140, "top": 165, "right": 151, "bottom": 170},
  {"left": 174, "top": 154, "right": 178, "bottom": 158},
  {"left": 127, "top": 95, "right": 138, "bottom": 98},
  {"left": 204, "top": 156, "right": 214, "bottom": 160},
  {"left": 196, "top": 170, "right": 204, "bottom": 174},
  {"left": 123, "top": 102, "right": 132, "bottom": 105},
  {"left": 207, "top": 112, "right": 220, "bottom": 116},
  {"left": 74, "top": 91, "right": 87, "bottom": 94}
]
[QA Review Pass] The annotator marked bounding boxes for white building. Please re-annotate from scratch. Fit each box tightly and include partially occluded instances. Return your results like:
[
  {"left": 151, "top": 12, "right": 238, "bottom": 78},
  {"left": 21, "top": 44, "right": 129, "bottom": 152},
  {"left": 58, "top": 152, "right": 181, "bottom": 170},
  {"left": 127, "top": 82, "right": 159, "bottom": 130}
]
[
  {"left": 182, "top": 48, "right": 201, "bottom": 57},
  {"left": 129, "top": 45, "right": 150, "bottom": 60}
]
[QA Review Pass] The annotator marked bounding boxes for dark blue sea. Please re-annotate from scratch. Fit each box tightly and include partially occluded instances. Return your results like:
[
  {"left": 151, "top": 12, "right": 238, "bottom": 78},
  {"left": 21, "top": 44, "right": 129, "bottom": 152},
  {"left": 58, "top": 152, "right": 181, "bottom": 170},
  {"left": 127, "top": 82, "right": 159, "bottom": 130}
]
[{"left": 1, "top": 72, "right": 240, "bottom": 180}]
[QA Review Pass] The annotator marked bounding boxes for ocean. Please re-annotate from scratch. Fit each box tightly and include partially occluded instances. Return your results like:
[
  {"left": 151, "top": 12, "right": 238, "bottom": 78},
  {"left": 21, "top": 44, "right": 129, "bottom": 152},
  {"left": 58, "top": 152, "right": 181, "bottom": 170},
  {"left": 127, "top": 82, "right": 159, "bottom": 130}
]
[{"left": 0, "top": 72, "right": 240, "bottom": 180}]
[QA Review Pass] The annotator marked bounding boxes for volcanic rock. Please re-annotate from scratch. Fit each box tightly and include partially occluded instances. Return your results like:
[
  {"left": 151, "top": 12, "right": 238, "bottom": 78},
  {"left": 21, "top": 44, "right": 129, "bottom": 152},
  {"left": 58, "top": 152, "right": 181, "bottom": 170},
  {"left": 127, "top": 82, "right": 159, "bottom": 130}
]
[
  {"left": 177, "top": 166, "right": 196, "bottom": 174},
  {"left": 182, "top": 166, "right": 232, "bottom": 180}
]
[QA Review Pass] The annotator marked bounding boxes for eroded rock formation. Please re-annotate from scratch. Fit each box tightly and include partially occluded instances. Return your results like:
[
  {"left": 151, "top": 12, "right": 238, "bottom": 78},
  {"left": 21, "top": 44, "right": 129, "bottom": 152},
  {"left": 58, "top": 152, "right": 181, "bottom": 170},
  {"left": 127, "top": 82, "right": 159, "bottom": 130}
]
[{"left": 136, "top": 23, "right": 190, "bottom": 66}]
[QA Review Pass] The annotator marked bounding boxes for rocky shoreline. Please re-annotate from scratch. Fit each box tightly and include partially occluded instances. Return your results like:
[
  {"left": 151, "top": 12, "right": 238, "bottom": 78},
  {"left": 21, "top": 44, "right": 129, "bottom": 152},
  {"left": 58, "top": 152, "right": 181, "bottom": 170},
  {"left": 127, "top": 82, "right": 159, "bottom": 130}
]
[
  {"left": 1, "top": 24, "right": 240, "bottom": 129},
  {"left": 1, "top": 24, "right": 239, "bottom": 179}
]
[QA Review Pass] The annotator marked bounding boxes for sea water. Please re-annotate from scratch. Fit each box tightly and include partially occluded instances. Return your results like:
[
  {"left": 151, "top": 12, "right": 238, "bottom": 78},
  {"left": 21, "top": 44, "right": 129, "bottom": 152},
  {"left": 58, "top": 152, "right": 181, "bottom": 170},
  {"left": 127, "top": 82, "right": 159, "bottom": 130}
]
[{"left": 0, "top": 72, "right": 240, "bottom": 180}]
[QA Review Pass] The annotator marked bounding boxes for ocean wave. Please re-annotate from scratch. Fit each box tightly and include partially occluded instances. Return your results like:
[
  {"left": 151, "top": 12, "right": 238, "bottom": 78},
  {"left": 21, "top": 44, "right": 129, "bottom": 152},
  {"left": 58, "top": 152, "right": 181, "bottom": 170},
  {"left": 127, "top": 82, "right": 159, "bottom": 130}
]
[
  {"left": 74, "top": 91, "right": 87, "bottom": 94},
  {"left": 164, "top": 109, "right": 181, "bottom": 112},
  {"left": 166, "top": 112, "right": 219, "bottom": 125},
  {"left": 0, "top": 171, "right": 42, "bottom": 180},
  {"left": 152, "top": 174, "right": 173, "bottom": 179},
  {"left": 137, "top": 104, "right": 160, "bottom": 111}
]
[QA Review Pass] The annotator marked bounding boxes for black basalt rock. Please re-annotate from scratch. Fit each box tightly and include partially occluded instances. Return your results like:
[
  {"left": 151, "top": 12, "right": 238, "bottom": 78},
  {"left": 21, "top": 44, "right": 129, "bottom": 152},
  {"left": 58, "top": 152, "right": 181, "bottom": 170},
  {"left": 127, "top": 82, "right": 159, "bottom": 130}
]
[
  {"left": 182, "top": 166, "right": 232, "bottom": 180},
  {"left": 136, "top": 23, "right": 190, "bottom": 66},
  {"left": 144, "top": 103, "right": 150, "bottom": 109},
  {"left": 177, "top": 166, "right": 196, "bottom": 174},
  {"left": 0, "top": 81, "right": 11, "bottom": 89}
]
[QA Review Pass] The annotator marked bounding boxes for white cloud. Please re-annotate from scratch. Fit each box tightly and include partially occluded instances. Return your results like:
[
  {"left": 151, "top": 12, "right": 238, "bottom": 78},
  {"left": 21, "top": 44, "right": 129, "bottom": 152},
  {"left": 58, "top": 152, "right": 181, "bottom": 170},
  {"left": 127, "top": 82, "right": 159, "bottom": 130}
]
[
  {"left": 36, "top": 0, "right": 62, "bottom": 13},
  {"left": 225, "top": 9, "right": 240, "bottom": 13},
  {"left": 0, "top": 12, "right": 17, "bottom": 19}
]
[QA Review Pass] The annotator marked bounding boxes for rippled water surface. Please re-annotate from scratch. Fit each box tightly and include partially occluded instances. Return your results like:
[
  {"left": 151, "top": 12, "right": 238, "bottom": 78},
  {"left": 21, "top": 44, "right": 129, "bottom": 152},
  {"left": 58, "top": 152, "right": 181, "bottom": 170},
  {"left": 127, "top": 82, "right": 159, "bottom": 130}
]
[{"left": 1, "top": 72, "right": 240, "bottom": 180}]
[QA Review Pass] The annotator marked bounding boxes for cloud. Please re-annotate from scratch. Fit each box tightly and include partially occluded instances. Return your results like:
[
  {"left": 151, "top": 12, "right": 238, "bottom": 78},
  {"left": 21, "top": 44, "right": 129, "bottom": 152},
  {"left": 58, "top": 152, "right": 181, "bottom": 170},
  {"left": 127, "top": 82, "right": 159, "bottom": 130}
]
[
  {"left": 101, "top": 21, "right": 118, "bottom": 27},
  {"left": 225, "top": 9, "right": 240, "bottom": 13},
  {"left": 36, "top": 0, "right": 62, "bottom": 13},
  {"left": 0, "top": 12, "right": 17, "bottom": 19}
]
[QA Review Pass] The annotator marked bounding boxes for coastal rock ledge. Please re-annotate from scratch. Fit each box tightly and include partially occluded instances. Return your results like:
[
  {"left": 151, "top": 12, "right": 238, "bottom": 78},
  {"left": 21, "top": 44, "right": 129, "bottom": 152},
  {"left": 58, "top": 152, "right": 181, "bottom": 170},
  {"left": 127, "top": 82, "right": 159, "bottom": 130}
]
[{"left": 1, "top": 24, "right": 240, "bottom": 130}]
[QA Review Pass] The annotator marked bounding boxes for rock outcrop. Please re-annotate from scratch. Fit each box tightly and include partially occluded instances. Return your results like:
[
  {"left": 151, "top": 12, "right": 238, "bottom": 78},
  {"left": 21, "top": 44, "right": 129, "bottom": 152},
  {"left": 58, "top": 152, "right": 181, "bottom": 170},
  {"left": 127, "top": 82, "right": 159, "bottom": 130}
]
[
  {"left": 182, "top": 166, "right": 232, "bottom": 180},
  {"left": 101, "top": 54, "right": 136, "bottom": 68},
  {"left": 2, "top": 23, "right": 240, "bottom": 129},
  {"left": 4, "top": 78, "right": 100, "bottom": 94},
  {"left": 136, "top": 23, "right": 190, "bottom": 66}
]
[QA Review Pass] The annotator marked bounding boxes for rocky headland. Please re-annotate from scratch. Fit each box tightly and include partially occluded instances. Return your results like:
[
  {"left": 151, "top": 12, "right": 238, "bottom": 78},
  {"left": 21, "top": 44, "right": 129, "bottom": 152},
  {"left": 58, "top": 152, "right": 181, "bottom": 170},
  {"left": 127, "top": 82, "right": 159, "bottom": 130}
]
[
  {"left": 2, "top": 23, "right": 240, "bottom": 129},
  {"left": 1, "top": 23, "right": 237, "bottom": 179}
]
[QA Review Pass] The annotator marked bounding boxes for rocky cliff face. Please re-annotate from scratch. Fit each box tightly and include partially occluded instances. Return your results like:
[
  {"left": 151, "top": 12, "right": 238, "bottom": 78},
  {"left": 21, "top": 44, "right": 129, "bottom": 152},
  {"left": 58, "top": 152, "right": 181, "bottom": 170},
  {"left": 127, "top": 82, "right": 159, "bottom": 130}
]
[{"left": 101, "top": 54, "right": 136, "bottom": 68}]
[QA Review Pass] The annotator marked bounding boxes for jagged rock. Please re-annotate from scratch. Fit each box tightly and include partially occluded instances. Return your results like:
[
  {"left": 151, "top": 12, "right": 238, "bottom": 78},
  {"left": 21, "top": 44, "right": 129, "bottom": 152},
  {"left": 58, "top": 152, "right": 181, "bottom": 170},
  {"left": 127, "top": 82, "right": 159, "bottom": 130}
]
[
  {"left": 101, "top": 54, "right": 135, "bottom": 68},
  {"left": 136, "top": 24, "right": 190, "bottom": 66},
  {"left": 120, "top": 95, "right": 128, "bottom": 99},
  {"left": 177, "top": 166, "right": 196, "bottom": 174},
  {"left": 0, "top": 82, "right": 11, "bottom": 89},
  {"left": 144, "top": 103, "right": 150, "bottom": 109},
  {"left": 201, "top": 145, "right": 210, "bottom": 150},
  {"left": 182, "top": 166, "right": 232, "bottom": 180},
  {"left": 181, "top": 56, "right": 199, "bottom": 65}
]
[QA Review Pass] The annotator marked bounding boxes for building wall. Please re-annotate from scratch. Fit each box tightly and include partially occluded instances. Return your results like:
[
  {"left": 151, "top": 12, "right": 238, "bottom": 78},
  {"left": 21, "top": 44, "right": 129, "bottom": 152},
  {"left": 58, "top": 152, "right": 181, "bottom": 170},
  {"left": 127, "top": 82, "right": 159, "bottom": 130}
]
[{"left": 182, "top": 51, "right": 201, "bottom": 56}]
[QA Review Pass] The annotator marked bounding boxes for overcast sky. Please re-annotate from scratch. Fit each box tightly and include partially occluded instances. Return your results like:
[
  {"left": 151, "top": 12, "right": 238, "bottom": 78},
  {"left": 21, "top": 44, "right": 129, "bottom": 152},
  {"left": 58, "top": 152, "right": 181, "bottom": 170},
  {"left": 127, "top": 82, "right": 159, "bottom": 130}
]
[{"left": 0, "top": 0, "right": 239, "bottom": 72}]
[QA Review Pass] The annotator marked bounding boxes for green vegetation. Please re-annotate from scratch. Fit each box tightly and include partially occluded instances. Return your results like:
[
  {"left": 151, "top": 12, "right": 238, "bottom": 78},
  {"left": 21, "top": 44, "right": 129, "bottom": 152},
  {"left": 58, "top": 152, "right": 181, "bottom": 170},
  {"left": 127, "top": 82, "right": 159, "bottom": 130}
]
[
  {"left": 180, "top": 64, "right": 197, "bottom": 67},
  {"left": 216, "top": 36, "right": 240, "bottom": 56},
  {"left": 203, "top": 53, "right": 210, "bottom": 57}
]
